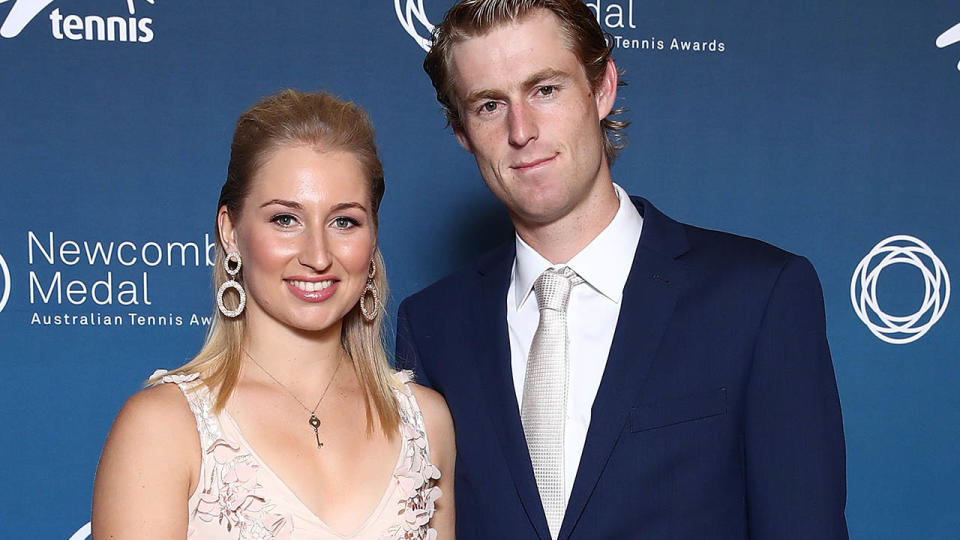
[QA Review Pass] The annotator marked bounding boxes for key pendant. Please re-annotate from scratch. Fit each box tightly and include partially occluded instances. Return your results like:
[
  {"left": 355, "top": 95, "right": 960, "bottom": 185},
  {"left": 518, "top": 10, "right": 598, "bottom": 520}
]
[{"left": 309, "top": 414, "right": 323, "bottom": 449}]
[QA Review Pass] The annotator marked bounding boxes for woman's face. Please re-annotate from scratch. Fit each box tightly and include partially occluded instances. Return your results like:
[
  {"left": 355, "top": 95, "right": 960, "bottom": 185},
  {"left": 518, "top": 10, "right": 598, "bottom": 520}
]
[{"left": 220, "top": 145, "right": 376, "bottom": 334}]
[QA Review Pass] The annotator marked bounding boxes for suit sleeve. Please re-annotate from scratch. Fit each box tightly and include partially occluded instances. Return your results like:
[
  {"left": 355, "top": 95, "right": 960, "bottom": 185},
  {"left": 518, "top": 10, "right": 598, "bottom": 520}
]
[
  {"left": 395, "top": 299, "right": 434, "bottom": 389},
  {"left": 745, "top": 255, "right": 848, "bottom": 539}
]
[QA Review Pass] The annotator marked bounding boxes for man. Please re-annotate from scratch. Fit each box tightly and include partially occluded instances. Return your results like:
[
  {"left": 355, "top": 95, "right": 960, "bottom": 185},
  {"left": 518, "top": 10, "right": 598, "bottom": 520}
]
[{"left": 396, "top": 1, "right": 848, "bottom": 538}]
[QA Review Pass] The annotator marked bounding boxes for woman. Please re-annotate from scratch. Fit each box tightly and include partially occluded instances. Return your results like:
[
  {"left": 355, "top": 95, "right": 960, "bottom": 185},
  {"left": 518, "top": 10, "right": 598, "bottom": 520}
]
[{"left": 92, "top": 90, "right": 455, "bottom": 539}]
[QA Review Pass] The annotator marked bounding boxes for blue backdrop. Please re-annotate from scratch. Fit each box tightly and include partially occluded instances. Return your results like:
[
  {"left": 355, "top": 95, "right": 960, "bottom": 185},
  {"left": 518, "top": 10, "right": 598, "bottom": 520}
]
[{"left": 0, "top": 1, "right": 957, "bottom": 538}]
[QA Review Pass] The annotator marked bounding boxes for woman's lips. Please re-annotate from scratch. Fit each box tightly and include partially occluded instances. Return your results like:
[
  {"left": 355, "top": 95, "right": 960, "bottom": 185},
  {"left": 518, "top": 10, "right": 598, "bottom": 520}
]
[{"left": 285, "top": 279, "right": 339, "bottom": 303}]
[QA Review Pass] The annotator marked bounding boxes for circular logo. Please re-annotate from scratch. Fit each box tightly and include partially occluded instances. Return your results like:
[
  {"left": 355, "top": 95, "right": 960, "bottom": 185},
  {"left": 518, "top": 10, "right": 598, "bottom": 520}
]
[
  {"left": 851, "top": 235, "right": 950, "bottom": 344},
  {"left": 0, "top": 252, "right": 10, "bottom": 314},
  {"left": 395, "top": 0, "right": 435, "bottom": 52}
]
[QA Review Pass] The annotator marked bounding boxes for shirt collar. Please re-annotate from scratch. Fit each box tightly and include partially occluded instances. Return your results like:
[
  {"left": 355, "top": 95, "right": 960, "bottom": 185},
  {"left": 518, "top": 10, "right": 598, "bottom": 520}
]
[{"left": 513, "top": 183, "right": 644, "bottom": 308}]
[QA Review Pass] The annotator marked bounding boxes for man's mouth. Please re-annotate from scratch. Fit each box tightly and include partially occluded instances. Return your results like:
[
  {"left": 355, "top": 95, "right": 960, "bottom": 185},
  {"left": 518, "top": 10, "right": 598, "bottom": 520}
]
[{"left": 511, "top": 154, "right": 558, "bottom": 171}]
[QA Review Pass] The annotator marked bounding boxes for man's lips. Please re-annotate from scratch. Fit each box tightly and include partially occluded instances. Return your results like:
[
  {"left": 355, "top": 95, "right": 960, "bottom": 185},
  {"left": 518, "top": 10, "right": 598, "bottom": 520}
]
[{"left": 511, "top": 154, "right": 557, "bottom": 171}]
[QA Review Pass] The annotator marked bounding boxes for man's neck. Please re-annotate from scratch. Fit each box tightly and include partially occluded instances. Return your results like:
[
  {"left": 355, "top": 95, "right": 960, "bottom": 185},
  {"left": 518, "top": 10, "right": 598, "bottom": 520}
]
[{"left": 514, "top": 180, "right": 620, "bottom": 264}]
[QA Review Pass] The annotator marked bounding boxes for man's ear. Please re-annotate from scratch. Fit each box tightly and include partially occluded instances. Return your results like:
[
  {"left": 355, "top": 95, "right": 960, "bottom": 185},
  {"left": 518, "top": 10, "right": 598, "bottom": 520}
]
[
  {"left": 217, "top": 206, "right": 238, "bottom": 253},
  {"left": 453, "top": 123, "right": 474, "bottom": 153},
  {"left": 594, "top": 57, "right": 619, "bottom": 119}
]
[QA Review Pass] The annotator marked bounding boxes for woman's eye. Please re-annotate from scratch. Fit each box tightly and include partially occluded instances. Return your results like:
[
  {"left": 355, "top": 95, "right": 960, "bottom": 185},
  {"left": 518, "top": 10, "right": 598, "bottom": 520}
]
[
  {"left": 332, "top": 217, "right": 357, "bottom": 229},
  {"left": 271, "top": 214, "right": 297, "bottom": 227}
]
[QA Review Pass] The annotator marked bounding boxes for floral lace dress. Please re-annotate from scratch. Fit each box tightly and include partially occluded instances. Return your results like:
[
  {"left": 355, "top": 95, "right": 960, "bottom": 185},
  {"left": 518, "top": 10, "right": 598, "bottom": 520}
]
[{"left": 154, "top": 369, "right": 442, "bottom": 540}]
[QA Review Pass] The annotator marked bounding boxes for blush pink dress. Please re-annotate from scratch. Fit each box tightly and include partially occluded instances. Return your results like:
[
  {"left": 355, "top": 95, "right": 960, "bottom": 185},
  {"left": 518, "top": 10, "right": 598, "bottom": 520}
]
[{"left": 154, "top": 370, "right": 442, "bottom": 540}]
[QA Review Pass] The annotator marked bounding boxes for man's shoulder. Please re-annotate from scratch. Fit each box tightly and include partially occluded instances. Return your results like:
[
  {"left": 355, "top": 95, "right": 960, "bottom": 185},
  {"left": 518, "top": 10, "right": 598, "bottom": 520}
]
[
  {"left": 684, "top": 223, "right": 795, "bottom": 264},
  {"left": 633, "top": 195, "right": 803, "bottom": 271},
  {"left": 399, "top": 240, "right": 513, "bottom": 312},
  {"left": 676, "top": 221, "right": 822, "bottom": 293},
  {"left": 634, "top": 198, "right": 809, "bottom": 277}
]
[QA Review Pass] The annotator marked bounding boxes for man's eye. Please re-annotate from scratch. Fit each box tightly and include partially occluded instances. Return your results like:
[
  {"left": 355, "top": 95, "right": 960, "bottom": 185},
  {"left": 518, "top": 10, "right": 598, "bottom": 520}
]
[
  {"left": 271, "top": 214, "right": 297, "bottom": 227},
  {"left": 538, "top": 85, "right": 556, "bottom": 96},
  {"left": 333, "top": 217, "right": 357, "bottom": 229},
  {"left": 481, "top": 101, "right": 498, "bottom": 113}
]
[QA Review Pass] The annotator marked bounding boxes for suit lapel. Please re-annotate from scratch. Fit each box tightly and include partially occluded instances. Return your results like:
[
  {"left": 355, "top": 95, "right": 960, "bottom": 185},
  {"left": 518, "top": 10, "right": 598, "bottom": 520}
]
[
  {"left": 559, "top": 198, "right": 690, "bottom": 539},
  {"left": 471, "top": 243, "right": 553, "bottom": 540}
]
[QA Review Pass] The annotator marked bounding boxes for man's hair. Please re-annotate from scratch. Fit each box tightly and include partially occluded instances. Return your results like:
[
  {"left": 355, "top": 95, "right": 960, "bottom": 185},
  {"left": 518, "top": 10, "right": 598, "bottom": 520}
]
[{"left": 423, "top": 0, "right": 628, "bottom": 162}]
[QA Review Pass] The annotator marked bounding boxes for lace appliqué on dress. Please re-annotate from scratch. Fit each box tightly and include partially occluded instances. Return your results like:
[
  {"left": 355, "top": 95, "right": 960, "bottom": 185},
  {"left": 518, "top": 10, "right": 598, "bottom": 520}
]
[
  {"left": 379, "top": 371, "right": 443, "bottom": 540},
  {"left": 196, "top": 437, "right": 294, "bottom": 539},
  {"left": 153, "top": 370, "right": 221, "bottom": 447},
  {"left": 155, "top": 369, "right": 294, "bottom": 539}
]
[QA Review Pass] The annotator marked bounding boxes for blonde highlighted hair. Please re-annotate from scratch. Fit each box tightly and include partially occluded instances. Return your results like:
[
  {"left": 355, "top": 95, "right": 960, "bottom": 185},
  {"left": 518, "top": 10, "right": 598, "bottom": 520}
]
[{"left": 151, "top": 90, "right": 399, "bottom": 436}]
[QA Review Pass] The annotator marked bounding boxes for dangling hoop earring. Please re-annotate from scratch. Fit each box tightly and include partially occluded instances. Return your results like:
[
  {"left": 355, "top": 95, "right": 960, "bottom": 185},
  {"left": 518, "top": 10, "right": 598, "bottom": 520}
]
[
  {"left": 359, "top": 259, "right": 380, "bottom": 322},
  {"left": 217, "top": 251, "right": 246, "bottom": 318}
]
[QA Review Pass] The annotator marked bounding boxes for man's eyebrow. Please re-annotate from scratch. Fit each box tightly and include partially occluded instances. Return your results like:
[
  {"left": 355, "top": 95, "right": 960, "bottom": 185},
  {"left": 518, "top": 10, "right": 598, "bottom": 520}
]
[
  {"left": 462, "top": 68, "right": 571, "bottom": 106},
  {"left": 259, "top": 199, "right": 303, "bottom": 210},
  {"left": 463, "top": 88, "right": 507, "bottom": 106},
  {"left": 521, "top": 68, "right": 569, "bottom": 90}
]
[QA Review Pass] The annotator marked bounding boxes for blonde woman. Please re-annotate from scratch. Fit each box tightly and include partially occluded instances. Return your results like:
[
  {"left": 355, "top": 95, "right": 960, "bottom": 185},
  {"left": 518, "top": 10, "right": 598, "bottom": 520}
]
[{"left": 92, "top": 90, "right": 454, "bottom": 539}]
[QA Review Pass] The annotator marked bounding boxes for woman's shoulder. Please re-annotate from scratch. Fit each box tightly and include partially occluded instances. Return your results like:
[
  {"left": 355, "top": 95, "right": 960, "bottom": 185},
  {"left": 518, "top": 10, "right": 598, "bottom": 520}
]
[
  {"left": 92, "top": 373, "right": 204, "bottom": 535},
  {"left": 105, "top": 369, "right": 211, "bottom": 467},
  {"left": 398, "top": 379, "right": 455, "bottom": 535},
  {"left": 94, "top": 372, "right": 203, "bottom": 493},
  {"left": 404, "top": 382, "right": 448, "bottom": 422},
  {"left": 111, "top": 375, "right": 201, "bottom": 451},
  {"left": 404, "top": 381, "right": 455, "bottom": 457},
  {"left": 392, "top": 371, "right": 449, "bottom": 419}
]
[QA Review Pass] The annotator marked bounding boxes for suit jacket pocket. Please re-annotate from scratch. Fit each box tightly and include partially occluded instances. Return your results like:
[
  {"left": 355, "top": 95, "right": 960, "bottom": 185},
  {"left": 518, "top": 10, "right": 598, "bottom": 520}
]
[{"left": 630, "top": 388, "right": 727, "bottom": 432}]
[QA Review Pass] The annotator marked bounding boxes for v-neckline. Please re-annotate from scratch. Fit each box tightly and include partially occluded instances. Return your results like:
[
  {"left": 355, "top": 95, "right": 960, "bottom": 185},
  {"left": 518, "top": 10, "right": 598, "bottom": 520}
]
[{"left": 220, "top": 408, "right": 405, "bottom": 538}]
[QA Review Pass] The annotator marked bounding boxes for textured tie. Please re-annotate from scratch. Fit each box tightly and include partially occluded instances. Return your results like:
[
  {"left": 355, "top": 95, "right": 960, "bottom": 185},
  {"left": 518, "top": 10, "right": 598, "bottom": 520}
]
[{"left": 521, "top": 266, "right": 583, "bottom": 539}]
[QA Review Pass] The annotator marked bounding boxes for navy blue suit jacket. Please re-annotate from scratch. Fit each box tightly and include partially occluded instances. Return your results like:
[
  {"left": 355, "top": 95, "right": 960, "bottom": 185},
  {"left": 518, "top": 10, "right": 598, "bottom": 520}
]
[{"left": 396, "top": 197, "right": 847, "bottom": 539}]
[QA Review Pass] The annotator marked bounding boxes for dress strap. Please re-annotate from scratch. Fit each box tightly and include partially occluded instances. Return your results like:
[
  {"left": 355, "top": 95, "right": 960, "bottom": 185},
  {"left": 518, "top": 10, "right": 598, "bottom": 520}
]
[
  {"left": 150, "top": 369, "right": 222, "bottom": 449},
  {"left": 392, "top": 372, "right": 430, "bottom": 454},
  {"left": 386, "top": 372, "right": 442, "bottom": 539}
]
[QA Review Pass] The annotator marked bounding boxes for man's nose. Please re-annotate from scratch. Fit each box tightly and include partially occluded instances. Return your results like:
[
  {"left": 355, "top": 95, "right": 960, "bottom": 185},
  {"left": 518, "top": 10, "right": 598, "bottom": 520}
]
[{"left": 507, "top": 102, "right": 538, "bottom": 147}]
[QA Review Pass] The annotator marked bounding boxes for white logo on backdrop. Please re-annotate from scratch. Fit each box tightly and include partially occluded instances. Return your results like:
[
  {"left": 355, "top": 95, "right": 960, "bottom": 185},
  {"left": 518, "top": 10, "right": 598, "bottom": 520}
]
[
  {"left": 936, "top": 21, "right": 960, "bottom": 71},
  {"left": 395, "top": 0, "right": 434, "bottom": 52},
  {"left": 0, "top": 251, "right": 10, "bottom": 313},
  {"left": 0, "top": 0, "right": 54, "bottom": 38},
  {"left": 68, "top": 522, "right": 91, "bottom": 540},
  {"left": 125, "top": 0, "right": 152, "bottom": 14},
  {"left": 0, "top": 0, "right": 154, "bottom": 40},
  {"left": 392, "top": 1, "right": 726, "bottom": 56},
  {"left": 851, "top": 235, "right": 950, "bottom": 344}
]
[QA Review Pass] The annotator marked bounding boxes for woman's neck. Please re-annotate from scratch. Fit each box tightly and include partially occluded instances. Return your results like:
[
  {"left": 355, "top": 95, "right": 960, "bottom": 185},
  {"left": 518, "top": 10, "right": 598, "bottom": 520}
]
[{"left": 241, "top": 307, "right": 346, "bottom": 385}]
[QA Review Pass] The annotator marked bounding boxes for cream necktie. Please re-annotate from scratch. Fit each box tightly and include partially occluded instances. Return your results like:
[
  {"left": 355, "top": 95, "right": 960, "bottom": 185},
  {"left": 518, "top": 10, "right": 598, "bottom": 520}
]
[{"left": 521, "top": 266, "right": 583, "bottom": 539}]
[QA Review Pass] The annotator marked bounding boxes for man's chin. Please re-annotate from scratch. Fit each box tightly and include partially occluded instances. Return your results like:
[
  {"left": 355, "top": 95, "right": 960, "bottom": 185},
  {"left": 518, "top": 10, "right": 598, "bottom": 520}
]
[{"left": 509, "top": 205, "right": 571, "bottom": 230}]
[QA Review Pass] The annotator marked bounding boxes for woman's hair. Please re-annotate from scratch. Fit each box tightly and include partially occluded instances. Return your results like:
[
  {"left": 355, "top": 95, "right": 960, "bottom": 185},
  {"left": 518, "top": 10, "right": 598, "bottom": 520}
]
[
  {"left": 423, "top": 0, "right": 628, "bottom": 163},
  {"left": 152, "top": 89, "right": 399, "bottom": 435}
]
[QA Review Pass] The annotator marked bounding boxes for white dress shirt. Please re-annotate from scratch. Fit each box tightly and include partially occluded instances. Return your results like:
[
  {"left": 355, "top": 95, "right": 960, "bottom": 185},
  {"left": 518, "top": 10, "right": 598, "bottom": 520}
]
[{"left": 507, "top": 182, "right": 643, "bottom": 506}]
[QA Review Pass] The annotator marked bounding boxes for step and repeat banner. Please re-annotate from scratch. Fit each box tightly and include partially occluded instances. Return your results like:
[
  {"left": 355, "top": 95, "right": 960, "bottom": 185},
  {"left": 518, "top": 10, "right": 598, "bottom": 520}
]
[{"left": 1, "top": 1, "right": 957, "bottom": 538}]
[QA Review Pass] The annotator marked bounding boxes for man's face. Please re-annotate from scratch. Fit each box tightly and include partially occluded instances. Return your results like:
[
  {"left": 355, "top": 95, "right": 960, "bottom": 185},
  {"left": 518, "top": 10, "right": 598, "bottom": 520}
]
[{"left": 449, "top": 10, "right": 616, "bottom": 228}]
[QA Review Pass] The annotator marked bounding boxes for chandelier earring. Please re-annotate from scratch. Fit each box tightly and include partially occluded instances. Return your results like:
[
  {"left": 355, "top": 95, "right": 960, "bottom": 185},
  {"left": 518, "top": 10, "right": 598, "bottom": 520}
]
[
  {"left": 359, "top": 259, "right": 380, "bottom": 322},
  {"left": 217, "top": 251, "right": 246, "bottom": 318}
]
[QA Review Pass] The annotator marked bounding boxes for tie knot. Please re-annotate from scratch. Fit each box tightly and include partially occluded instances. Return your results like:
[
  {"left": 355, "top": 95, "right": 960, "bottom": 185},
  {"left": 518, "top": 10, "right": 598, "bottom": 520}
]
[{"left": 533, "top": 266, "right": 582, "bottom": 313}]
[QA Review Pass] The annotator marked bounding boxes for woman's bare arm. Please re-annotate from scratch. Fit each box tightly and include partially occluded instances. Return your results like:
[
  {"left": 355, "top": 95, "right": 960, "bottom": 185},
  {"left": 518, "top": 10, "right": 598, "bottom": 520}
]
[
  {"left": 91, "top": 383, "right": 200, "bottom": 539},
  {"left": 411, "top": 383, "right": 456, "bottom": 538}
]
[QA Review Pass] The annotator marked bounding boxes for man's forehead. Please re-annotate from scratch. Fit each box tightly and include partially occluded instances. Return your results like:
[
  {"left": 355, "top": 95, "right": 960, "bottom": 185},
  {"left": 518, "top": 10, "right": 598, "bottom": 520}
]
[
  {"left": 447, "top": 10, "right": 578, "bottom": 95},
  {"left": 448, "top": 9, "right": 571, "bottom": 59}
]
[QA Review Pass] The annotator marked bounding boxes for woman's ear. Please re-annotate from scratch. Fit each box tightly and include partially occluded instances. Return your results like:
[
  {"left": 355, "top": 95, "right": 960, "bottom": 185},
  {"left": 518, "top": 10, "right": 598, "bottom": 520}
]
[{"left": 217, "top": 206, "right": 238, "bottom": 253}]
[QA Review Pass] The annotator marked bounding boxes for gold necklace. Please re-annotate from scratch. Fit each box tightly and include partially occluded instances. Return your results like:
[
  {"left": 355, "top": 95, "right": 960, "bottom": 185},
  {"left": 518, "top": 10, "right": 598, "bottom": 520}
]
[{"left": 244, "top": 350, "right": 342, "bottom": 449}]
